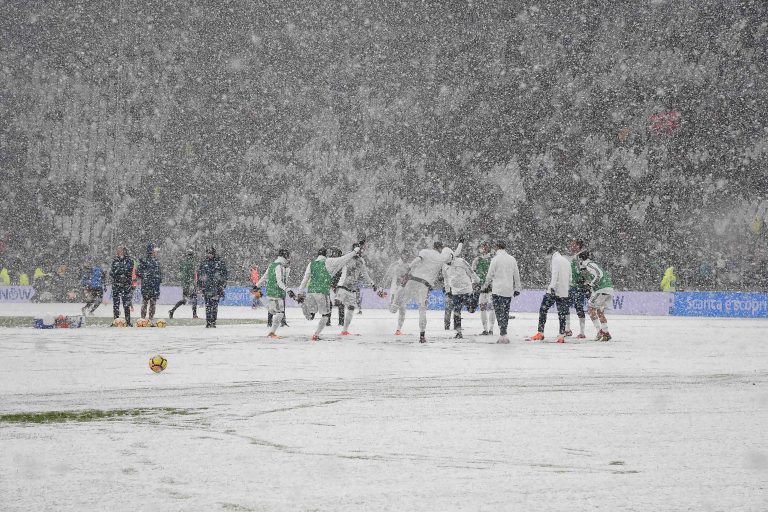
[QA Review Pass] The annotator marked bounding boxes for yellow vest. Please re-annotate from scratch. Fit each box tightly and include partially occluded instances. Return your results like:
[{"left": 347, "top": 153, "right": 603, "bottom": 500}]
[
  {"left": 660, "top": 267, "right": 677, "bottom": 292},
  {"left": 19, "top": 273, "right": 30, "bottom": 286},
  {"left": 33, "top": 267, "right": 47, "bottom": 282},
  {"left": 0, "top": 268, "right": 9, "bottom": 286}
]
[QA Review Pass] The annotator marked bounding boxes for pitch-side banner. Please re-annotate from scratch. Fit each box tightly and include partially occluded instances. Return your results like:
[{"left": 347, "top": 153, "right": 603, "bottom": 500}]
[
  {"left": 0, "top": 286, "right": 36, "bottom": 303},
  {"left": 671, "top": 292, "right": 768, "bottom": 318},
  {"left": 358, "top": 289, "right": 672, "bottom": 316}
]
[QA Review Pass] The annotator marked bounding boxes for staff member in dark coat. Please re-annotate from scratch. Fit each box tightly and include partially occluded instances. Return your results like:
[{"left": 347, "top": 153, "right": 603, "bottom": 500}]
[
  {"left": 110, "top": 246, "right": 134, "bottom": 326},
  {"left": 137, "top": 243, "right": 162, "bottom": 320},
  {"left": 198, "top": 247, "right": 228, "bottom": 328}
]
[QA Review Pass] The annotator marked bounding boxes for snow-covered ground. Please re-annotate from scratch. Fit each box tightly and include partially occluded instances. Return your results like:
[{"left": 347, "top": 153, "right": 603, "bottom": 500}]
[{"left": 1, "top": 304, "right": 767, "bottom": 511}]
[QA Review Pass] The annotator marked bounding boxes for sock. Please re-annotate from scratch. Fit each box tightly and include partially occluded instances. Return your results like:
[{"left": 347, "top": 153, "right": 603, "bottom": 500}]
[
  {"left": 270, "top": 313, "right": 283, "bottom": 334},
  {"left": 315, "top": 317, "right": 327, "bottom": 336},
  {"left": 592, "top": 317, "right": 601, "bottom": 330},
  {"left": 343, "top": 310, "right": 353, "bottom": 331},
  {"left": 565, "top": 315, "right": 571, "bottom": 330},
  {"left": 579, "top": 317, "right": 585, "bottom": 335},
  {"left": 601, "top": 322, "right": 608, "bottom": 332},
  {"left": 488, "top": 310, "right": 496, "bottom": 332},
  {"left": 481, "top": 310, "right": 488, "bottom": 331},
  {"left": 397, "top": 308, "right": 405, "bottom": 330}
]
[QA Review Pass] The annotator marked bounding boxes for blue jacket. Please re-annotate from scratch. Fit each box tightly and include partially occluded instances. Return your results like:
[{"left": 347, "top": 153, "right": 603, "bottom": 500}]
[{"left": 81, "top": 266, "right": 104, "bottom": 290}]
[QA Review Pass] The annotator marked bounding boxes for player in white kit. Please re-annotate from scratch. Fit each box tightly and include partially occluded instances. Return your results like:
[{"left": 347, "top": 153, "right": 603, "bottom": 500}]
[{"left": 390, "top": 238, "right": 464, "bottom": 343}]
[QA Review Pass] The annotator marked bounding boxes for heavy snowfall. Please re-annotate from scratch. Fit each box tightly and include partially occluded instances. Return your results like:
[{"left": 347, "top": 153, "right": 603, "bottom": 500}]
[{"left": 1, "top": 1, "right": 767, "bottom": 511}]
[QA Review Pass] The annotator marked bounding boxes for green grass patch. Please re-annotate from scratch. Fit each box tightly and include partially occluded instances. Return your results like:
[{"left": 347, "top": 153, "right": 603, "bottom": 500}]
[
  {"left": 0, "top": 316, "right": 265, "bottom": 328},
  {"left": 0, "top": 407, "right": 193, "bottom": 424}
]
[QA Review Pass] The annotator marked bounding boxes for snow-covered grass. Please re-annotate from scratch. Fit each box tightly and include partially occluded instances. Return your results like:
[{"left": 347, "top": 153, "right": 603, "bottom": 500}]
[{"left": 1, "top": 305, "right": 767, "bottom": 511}]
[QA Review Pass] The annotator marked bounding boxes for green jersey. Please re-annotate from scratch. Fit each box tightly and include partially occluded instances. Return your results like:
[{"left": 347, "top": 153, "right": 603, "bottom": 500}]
[
  {"left": 307, "top": 259, "right": 331, "bottom": 294},
  {"left": 570, "top": 258, "right": 585, "bottom": 287},
  {"left": 266, "top": 261, "right": 286, "bottom": 299},
  {"left": 473, "top": 256, "right": 491, "bottom": 285},
  {"left": 179, "top": 256, "right": 196, "bottom": 289},
  {"left": 583, "top": 260, "right": 613, "bottom": 292}
]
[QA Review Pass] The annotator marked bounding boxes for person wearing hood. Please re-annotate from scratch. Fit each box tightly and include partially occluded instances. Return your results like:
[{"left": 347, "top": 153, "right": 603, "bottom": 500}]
[
  {"left": 444, "top": 255, "right": 480, "bottom": 339},
  {"left": 480, "top": 241, "right": 522, "bottom": 344},
  {"left": 578, "top": 251, "right": 615, "bottom": 341},
  {"left": 530, "top": 246, "right": 571, "bottom": 343},
  {"left": 110, "top": 246, "right": 134, "bottom": 326},
  {"left": 137, "top": 243, "right": 162, "bottom": 320},
  {"left": 660, "top": 266, "right": 677, "bottom": 292},
  {"left": 256, "top": 249, "right": 290, "bottom": 338},
  {"left": 169, "top": 248, "right": 198, "bottom": 319},
  {"left": 390, "top": 237, "right": 464, "bottom": 343},
  {"left": 198, "top": 247, "right": 228, "bottom": 328},
  {"left": 298, "top": 243, "right": 363, "bottom": 341}
]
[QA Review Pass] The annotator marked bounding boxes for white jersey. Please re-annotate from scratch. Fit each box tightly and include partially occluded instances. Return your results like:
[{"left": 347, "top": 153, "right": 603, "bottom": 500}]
[
  {"left": 444, "top": 257, "right": 479, "bottom": 295},
  {"left": 548, "top": 251, "right": 571, "bottom": 298},
  {"left": 408, "top": 243, "right": 463, "bottom": 287},
  {"left": 337, "top": 257, "right": 375, "bottom": 291},
  {"left": 384, "top": 258, "right": 410, "bottom": 289},
  {"left": 485, "top": 249, "right": 522, "bottom": 298}
]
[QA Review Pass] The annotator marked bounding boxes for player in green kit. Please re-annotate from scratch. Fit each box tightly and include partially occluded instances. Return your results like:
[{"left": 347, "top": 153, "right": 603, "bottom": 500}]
[
  {"left": 471, "top": 241, "right": 495, "bottom": 335},
  {"left": 577, "top": 251, "right": 614, "bottom": 341},
  {"left": 255, "top": 249, "right": 293, "bottom": 339},
  {"left": 298, "top": 244, "right": 362, "bottom": 341}
]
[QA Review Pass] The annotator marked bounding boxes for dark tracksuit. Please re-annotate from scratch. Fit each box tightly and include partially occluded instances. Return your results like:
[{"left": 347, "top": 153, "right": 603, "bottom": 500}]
[
  {"left": 198, "top": 257, "right": 228, "bottom": 327},
  {"left": 567, "top": 257, "right": 587, "bottom": 324},
  {"left": 537, "top": 292, "right": 569, "bottom": 334},
  {"left": 110, "top": 256, "right": 134, "bottom": 324},
  {"left": 138, "top": 255, "right": 162, "bottom": 319}
]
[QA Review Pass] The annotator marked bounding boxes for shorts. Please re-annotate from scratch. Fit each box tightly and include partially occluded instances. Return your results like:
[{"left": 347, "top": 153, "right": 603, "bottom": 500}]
[
  {"left": 588, "top": 292, "right": 613, "bottom": 311},
  {"left": 307, "top": 292, "right": 331, "bottom": 316},
  {"left": 390, "top": 279, "right": 429, "bottom": 312},
  {"left": 336, "top": 287, "right": 358, "bottom": 308},
  {"left": 266, "top": 297, "right": 285, "bottom": 315}
]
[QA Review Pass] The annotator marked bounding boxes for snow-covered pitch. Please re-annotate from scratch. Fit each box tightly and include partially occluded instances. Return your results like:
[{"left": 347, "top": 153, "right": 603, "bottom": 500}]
[{"left": 1, "top": 304, "right": 767, "bottom": 511}]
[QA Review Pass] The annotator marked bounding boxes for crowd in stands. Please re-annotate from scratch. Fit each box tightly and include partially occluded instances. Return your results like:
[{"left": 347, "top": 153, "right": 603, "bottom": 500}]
[{"left": 1, "top": 0, "right": 767, "bottom": 295}]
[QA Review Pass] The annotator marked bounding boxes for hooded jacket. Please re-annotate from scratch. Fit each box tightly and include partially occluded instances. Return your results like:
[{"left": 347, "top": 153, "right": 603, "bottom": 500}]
[
  {"left": 198, "top": 250, "right": 228, "bottom": 298},
  {"left": 138, "top": 246, "right": 162, "bottom": 296},
  {"left": 110, "top": 252, "right": 134, "bottom": 292}
]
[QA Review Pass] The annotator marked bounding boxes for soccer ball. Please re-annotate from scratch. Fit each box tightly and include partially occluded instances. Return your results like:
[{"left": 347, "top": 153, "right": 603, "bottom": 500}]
[
  {"left": 136, "top": 318, "right": 150, "bottom": 328},
  {"left": 155, "top": 319, "right": 167, "bottom": 328},
  {"left": 149, "top": 355, "right": 167, "bottom": 373},
  {"left": 112, "top": 318, "right": 127, "bottom": 327}
]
